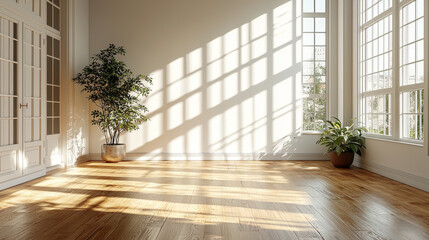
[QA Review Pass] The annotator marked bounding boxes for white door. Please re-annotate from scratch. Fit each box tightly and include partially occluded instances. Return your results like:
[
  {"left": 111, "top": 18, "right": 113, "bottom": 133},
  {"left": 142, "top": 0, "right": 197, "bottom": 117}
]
[
  {"left": 0, "top": 14, "right": 21, "bottom": 182},
  {"left": 21, "top": 24, "right": 44, "bottom": 175}
]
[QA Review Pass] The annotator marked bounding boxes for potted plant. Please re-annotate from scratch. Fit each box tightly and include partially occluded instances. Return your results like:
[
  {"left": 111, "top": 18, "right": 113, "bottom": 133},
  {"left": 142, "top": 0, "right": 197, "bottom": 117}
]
[
  {"left": 316, "top": 118, "right": 366, "bottom": 168},
  {"left": 73, "top": 44, "right": 152, "bottom": 162}
]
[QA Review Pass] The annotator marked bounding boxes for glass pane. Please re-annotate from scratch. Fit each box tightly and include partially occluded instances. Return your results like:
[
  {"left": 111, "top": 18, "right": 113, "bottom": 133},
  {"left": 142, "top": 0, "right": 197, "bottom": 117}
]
[
  {"left": 53, "top": 118, "right": 60, "bottom": 134},
  {"left": 314, "top": 98, "right": 326, "bottom": 112},
  {"left": 53, "top": 7, "right": 60, "bottom": 31},
  {"left": 303, "top": 0, "right": 314, "bottom": 13},
  {"left": 315, "top": 47, "right": 325, "bottom": 60},
  {"left": 401, "top": 89, "right": 424, "bottom": 140},
  {"left": 303, "top": 98, "right": 315, "bottom": 112},
  {"left": 54, "top": 59, "right": 60, "bottom": 85},
  {"left": 47, "top": 57, "right": 52, "bottom": 84},
  {"left": 303, "top": 47, "right": 314, "bottom": 60},
  {"left": 54, "top": 86, "right": 60, "bottom": 102},
  {"left": 403, "top": 2, "right": 415, "bottom": 25},
  {"left": 303, "top": 18, "right": 314, "bottom": 32},
  {"left": 47, "top": 36, "right": 52, "bottom": 56},
  {"left": 47, "top": 85, "right": 52, "bottom": 101},
  {"left": 303, "top": 84, "right": 314, "bottom": 95},
  {"left": 47, "top": 102, "right": 52, "bottom": 117},
  {"left": 303, "top": 76, "right": 314, "bottom": 83},
  {"left": 315, "top": 18, "right": 326, "bottom": 32},
  {"left": 315, "top": 62, "right": 325, "bottom": 75},
  {"left": 363, "top": 94, "right": 391, "bottom": 135},
  {"left": 47, "top": 118, "right": 52, "bottom": 135},
  {"left": 315, "top": 0, "right": 326, "bottom": 13},
  {"left": 315, "top": 33, "right": 325, "bottom": 45},
  {"left": 47, "top": 3, "right": 53, "bottom": 28},
  {"left": 416, "top": 0, "right": 423, "bottom": 18},
  {"left": 54, "top": 39, "right": 60, "bottom": 58},
  {"left": 54, "top": 103, "right": 60, "bottom": 117},
  {"left": 416, "top": 61, "right": 424, "bottom": 83},
  {"left": 303, "top": 62, "right": 314, "bottom": 75},
  {"left": 315, "top": 83, "right": 326, "bottom": 94},
  {"left": 303, "top": 33, "right": 314, "bottom": 45}
]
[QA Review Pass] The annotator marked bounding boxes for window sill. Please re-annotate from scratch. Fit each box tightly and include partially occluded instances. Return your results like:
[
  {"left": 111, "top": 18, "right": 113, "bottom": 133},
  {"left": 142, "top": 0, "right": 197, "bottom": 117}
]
[
  {"left": 364, "top": 135, "right": 424, "bottom": 147},
  {"left": 302, "top": 131, "right": 323, "bottom": 135}
]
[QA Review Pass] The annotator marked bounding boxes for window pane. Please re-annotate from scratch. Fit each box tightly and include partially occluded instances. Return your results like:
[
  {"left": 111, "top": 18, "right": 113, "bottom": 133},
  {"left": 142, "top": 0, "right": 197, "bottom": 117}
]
[
  {"left": 303, "top": 0, "right": 314, "bottom": 13},
  {"left": 362, "top": 94, "right": 391, "bottom": 135},
  {"left": 303, "top": 46, "right": 315, "bottom": 60},
  {"left": 401, "top": 90, "right": 424, "bottom": 140},
  {"left": 360, "top": 0, "right": 392, "bottom": 26},
  {"left": 315, "top": 18, "right": 325, "bottom": 32},
  {"left": 315, "top": 0, "right": 326, "bottom": 13},
  {"left": 303, "top": 18, "right": 314, "bottom": 32},
  {"left": 315, "top": 33, "right": 325, "bottom": 45},
  {"left": 400, "top": 0, "right": 424, "bottom": 87},
  {"left": 361, "top": 14, "right": 392, "bottom": 94},
  {"left": 301, "top": 8, "right": 327, "bottom": 131}
]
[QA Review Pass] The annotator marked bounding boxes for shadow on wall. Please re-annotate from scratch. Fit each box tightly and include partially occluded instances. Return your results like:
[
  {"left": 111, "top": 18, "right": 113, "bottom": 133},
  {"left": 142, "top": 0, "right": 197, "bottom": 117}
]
[{"left": 90, "top": 0, "right": 325, "bottom": 159}]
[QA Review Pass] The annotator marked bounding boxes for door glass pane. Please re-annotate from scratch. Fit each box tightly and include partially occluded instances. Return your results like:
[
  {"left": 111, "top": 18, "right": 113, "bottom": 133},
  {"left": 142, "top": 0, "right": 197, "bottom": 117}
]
[
  {"left": 0, "top": 16, "right": 18, "bottom": 146},
  {"left": 23, "top": 27, "right": 42, "bottom": 142}
]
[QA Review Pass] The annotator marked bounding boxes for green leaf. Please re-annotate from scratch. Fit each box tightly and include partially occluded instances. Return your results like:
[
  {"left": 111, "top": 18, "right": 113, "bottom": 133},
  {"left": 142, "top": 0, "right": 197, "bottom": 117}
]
[
  {"left": 316, "top": 117, "right": 366, "bottom": 155},
  {"left": 73, "top": 44, "right": 152, "bottom": 144}
]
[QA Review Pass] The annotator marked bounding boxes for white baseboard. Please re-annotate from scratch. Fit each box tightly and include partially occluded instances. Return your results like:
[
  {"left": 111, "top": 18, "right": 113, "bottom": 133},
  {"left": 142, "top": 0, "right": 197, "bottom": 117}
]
[
  {"left": 259, "top": 153, "right": 329, "bottom": 160},
  {"left": 75, "top": 154, "right": 90, "bottom": 165},
  {"left": 0, "top": 169, "right": 46, "bottom": 191},
  {"left": 354, "top": 157, "right": 429, "bottom": 192},
  {"left": 46, "top": 164, "right": 64, "bottom": 172},
  {"left": 88, "top": 152, "right": 329, "bottom": 161}
]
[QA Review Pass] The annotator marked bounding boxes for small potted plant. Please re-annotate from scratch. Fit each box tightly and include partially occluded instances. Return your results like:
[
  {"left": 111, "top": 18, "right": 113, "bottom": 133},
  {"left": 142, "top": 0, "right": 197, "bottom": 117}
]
[
  {"left": 316, "top": 118, "right": 366, "bottom": 168},
  {"left": 73, "top": 44, "right": 152, "bottom": 162}
]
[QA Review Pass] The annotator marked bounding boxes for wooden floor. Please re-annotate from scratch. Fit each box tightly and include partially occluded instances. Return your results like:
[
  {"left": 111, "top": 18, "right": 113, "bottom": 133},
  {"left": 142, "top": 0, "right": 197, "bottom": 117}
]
[{"left": 0, "top": 161, "right": 428, "bottom": 239}]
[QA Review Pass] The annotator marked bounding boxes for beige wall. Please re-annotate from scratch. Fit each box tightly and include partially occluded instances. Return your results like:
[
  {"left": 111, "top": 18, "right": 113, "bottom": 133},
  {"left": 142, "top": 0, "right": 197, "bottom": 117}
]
[{"left": 89, "top": 0, "right": 329, "bottom": 160}]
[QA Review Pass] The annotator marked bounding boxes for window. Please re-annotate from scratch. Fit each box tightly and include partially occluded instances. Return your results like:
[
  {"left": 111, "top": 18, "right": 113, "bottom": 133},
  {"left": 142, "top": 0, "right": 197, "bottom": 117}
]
[
  {"left": 302, "top": 0, "right": 328, "bottom": 131},
  {"left": 399, "top": 0, "right": 424, "bottom": 141},
  {"left": 46, "top": 0, "right": 61, "bottom": 135},
  {"left": 359, "top": 12, "right": 393, "bottom": 135},
  {"left": 46, "top": 36, "right": 60, "bottom": 135},
  {"left": 358, "top": 0, "right": 425, "bottom": 142},
  {"left": 47, "top": 0, "right": 60, "bottom": 31}
]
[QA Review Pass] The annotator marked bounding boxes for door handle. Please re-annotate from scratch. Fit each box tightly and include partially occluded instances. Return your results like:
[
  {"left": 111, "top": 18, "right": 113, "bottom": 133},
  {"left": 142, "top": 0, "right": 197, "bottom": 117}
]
[{"left": 20, "top": 103, "right": 29, "bottom": 109}]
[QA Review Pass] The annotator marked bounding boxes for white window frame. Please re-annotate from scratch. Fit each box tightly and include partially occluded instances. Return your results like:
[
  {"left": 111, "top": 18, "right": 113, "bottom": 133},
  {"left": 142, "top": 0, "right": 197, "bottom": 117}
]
[
  {"left": 357, "top": 0, "right": 428, "bottom": 145},
  {"left": 301, "top": 0, "right": 330, "bottom": 133}
]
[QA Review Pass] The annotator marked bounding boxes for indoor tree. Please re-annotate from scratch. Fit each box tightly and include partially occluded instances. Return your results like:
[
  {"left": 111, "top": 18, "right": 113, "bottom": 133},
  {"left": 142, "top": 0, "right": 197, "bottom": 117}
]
[{"left": 73, "top": 44, "right": 152, "bottom": 145}]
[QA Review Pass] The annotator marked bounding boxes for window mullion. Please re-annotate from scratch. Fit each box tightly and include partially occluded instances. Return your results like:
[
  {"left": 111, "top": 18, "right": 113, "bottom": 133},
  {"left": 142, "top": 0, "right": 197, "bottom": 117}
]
[{"left": 392, "top": 0, "right": 400, "bottom": 139}]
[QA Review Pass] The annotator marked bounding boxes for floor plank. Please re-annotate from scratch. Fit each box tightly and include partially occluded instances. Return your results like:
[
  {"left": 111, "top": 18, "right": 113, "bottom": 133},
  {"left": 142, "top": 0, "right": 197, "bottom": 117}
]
[{"left": 0, "top": 160, "right": 428, "bottom": 239}]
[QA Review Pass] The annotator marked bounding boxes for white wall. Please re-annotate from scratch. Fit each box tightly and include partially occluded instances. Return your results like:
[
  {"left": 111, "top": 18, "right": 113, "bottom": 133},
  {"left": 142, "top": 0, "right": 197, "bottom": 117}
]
[
  {"left": 89, "top": 0, "right": 329, "bottom": 160},
  {"left": 355, "top": 140, "right": 429, "bottom": 192},
  {"left": 62, "top": 0, "right": 90, "bottom": 165}
]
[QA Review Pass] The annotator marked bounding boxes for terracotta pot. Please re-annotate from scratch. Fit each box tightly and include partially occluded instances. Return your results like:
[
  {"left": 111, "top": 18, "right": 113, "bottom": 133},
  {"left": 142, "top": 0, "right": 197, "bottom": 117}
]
[
  {"left": 101, "top": 144, "right": 126, "bottom": 163},
  {"left": 328, "top": 151, "right": 354, "bottom": 168}
]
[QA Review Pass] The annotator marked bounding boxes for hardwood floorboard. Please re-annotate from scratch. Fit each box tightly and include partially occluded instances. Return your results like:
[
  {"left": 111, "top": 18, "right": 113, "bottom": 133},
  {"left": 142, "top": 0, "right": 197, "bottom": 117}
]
[{"left": 0, "top": 160, "right": 428, "bottom": 239}]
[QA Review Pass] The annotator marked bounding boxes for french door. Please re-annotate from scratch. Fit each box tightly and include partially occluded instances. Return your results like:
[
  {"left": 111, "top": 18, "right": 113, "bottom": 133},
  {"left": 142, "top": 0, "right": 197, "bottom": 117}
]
[
  {"left": 0, "top": 13, "right": 45, "bottom": 186},
  {"left": 22, "top": 23, "right": 44, "bottom": 175},
  {"left": 0, "top": 14, "right": 20, "bottom": 183}
]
